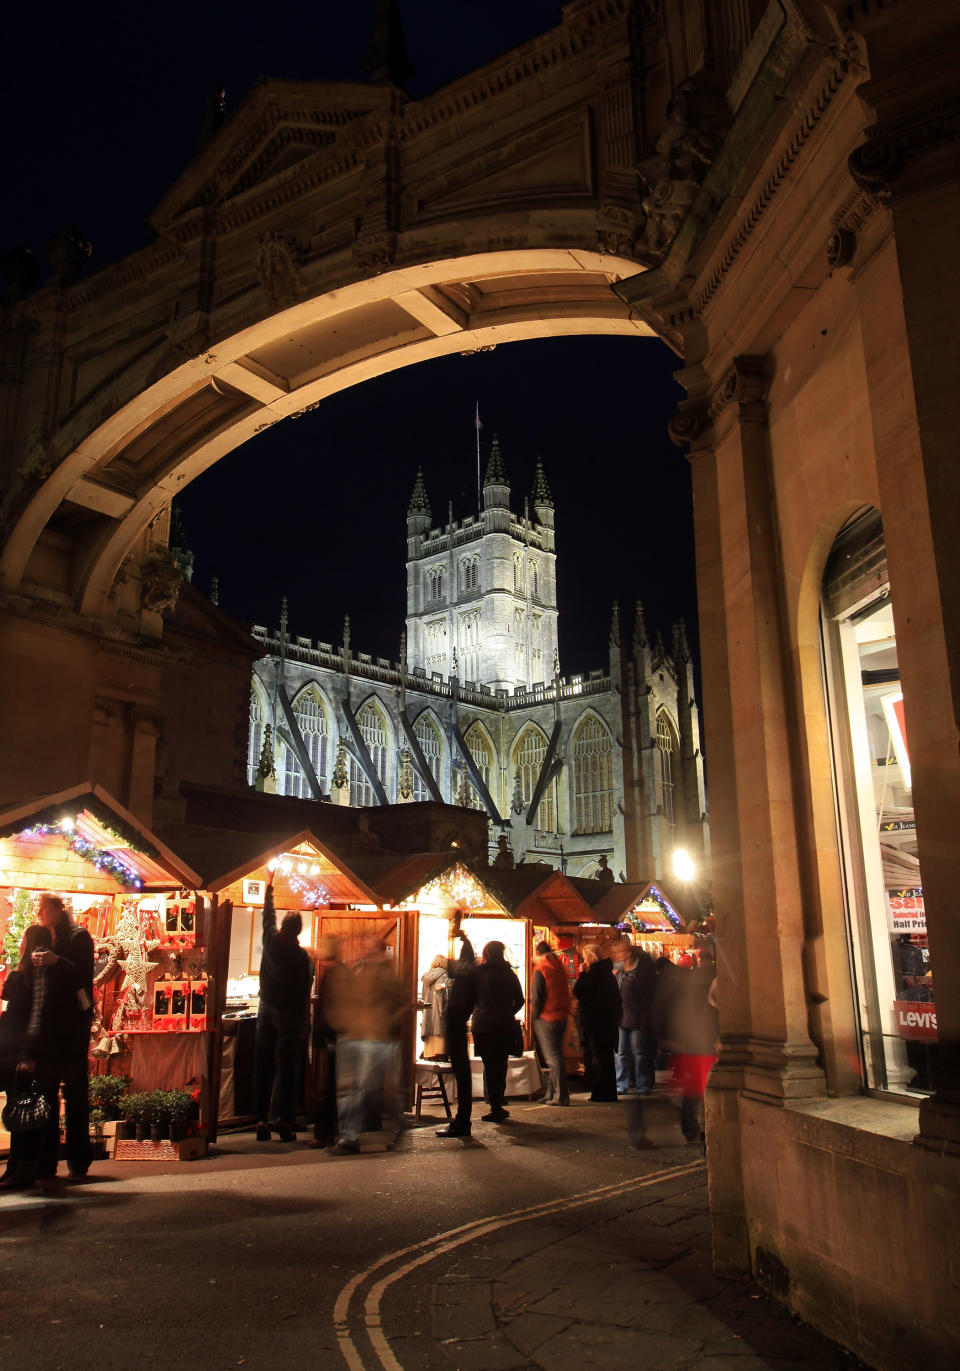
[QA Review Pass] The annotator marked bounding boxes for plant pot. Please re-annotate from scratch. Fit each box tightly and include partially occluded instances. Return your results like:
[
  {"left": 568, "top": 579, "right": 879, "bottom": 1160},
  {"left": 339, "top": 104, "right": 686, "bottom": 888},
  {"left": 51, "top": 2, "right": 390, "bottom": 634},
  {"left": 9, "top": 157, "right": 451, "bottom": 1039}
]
[
  {"left": 149, "top": 1123, "right": 166, "bottom": 1143},
  {"left": 135, "top": 1122, "right": 149, "bottom": 1142},
  {"left": 169, "top": 1121, "right": 187, "bottom": 1143},
  {"left": 116, "top": 1120, "right": 135, "bottom": 1140}
]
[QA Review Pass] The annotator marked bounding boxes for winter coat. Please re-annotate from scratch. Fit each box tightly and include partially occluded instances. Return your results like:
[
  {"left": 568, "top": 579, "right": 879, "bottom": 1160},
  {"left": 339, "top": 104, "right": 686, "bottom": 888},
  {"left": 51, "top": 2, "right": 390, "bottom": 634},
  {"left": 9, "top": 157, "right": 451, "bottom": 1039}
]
[
  {"left": 258, "top": 885, "right": 312, "bottom": 1020},
  {"left": 471, "top": 961, "right": 524, "bottom": 1035},
  {"left": 420, "top": 966, "right": 451, "bottom": 1039},
  {"left": 617, "top": 950, "right": 657, "bottom": 1031},
  {"left": 329, "top": 957, "right": 409, "bottom": 1042},
  {"left": 573, "top": 958, "right": 621, "bottom": 1051},
  {"left": 662, "top": 963, "right": 718, "bottom": 1056},
  {"left": 532, "top": 954, "right": 572, "bottom": 1021}
]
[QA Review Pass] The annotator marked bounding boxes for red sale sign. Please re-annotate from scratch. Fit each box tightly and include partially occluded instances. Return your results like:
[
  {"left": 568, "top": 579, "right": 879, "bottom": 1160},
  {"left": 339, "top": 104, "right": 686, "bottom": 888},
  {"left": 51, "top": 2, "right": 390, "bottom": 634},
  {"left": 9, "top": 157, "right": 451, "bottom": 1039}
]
[{"left": 893, "top": 1001, "right": 938, "bottom": 1042}]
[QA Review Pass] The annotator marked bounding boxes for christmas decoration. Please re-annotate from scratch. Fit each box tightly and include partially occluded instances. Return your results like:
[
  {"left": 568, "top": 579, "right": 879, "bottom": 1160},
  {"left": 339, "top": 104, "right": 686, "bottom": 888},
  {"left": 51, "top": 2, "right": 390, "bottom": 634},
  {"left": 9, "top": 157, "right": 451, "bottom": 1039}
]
[
  {"left": 16, "top": 818, "right": 143, "bottom": 889},
  {"left": 2, "top": 888, "right": 36, "bottom": 968}
]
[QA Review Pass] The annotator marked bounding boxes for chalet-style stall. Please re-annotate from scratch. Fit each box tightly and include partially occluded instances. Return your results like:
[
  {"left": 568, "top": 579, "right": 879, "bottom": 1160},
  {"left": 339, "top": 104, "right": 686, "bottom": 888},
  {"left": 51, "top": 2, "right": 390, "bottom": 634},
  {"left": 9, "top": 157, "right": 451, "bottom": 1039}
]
[
  {"left": 175, "top": 827, "right": 417, "bottom": 1134},
  {"left": 359, "top": 855, "right": 544, "bottom": 1105},
  {"left": 0, "top": 784, "right": 206, "bottom": 1154}
]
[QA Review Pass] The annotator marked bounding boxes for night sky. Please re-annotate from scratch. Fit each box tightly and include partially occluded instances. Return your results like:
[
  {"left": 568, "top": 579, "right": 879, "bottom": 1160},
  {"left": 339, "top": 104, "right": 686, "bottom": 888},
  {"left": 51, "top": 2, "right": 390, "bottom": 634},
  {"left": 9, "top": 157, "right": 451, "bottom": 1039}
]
[{"left": 4, "top": 2, "right": 696, "bottom": 679}]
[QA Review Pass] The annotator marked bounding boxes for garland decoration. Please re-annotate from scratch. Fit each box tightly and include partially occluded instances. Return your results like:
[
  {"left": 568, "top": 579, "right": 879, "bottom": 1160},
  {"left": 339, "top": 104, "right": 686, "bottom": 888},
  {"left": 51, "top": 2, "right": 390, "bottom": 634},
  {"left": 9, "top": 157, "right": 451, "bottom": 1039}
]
[{"left": 17, "top": 819, "right": 143, "bottom": 889}]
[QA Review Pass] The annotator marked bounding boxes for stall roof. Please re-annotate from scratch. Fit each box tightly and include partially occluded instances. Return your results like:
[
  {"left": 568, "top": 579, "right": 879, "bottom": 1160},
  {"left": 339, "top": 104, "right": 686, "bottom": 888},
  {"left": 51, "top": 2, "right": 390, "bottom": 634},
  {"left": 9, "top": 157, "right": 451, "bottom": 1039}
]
[
  {"left": 0, "top": 783, "right": 202, "bottom": 891},
  {"left": 485, "top": 865, "right": 599, "bottom": 925},
  {"left": 590, "top": 880, "right": 685, "bottom": 931},
  {"left": 174, "top": 826, "right": 382, "bottom": 905}
]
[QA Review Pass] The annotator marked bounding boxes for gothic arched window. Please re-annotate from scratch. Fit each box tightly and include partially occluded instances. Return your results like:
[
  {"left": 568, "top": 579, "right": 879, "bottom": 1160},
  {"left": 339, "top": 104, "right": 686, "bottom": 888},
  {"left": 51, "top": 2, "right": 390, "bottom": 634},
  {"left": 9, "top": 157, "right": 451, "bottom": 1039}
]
[
  {"left": 411, "top": 712, "right": 443, "bottom": 802},
  {"left": 572, "top": 714, "right": 614, "bottom": 834},
  {"left": 247, "top": 684, "right": 267, "bottom": 786},
  {"left": 289, "top": 686, "right": 330, "bottom": 798},
  {"left": 350, "top": 700, "right": 389, "bottom": 807},
  {"left": 425, "top": 566, "right": 444, "bottom": 602},
  {"left": 530, "top": 561, "right": 539, "bottom": 598},
  {"left": 464, "top": 722, "right": 495, "bottom": 811},
  {"left": 656, "top": 711, "right": 677, "bottom": 826},
  {"left": 514, "top": 726, "right": 554, "bottom": 832},
  {"left": 514, "top": 555, "right": 523, "bottom": 592}
]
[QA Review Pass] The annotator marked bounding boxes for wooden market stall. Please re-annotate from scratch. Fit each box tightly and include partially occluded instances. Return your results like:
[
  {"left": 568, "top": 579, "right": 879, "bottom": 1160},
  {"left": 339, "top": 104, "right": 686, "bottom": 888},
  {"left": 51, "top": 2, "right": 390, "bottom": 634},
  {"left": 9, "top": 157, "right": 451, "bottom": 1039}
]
[
  {"left": 169, "top": 827, "right": 417, "bottom": 1135},
  {"left": 0, "top": 784, "right": 206, "bottom": 1155}
]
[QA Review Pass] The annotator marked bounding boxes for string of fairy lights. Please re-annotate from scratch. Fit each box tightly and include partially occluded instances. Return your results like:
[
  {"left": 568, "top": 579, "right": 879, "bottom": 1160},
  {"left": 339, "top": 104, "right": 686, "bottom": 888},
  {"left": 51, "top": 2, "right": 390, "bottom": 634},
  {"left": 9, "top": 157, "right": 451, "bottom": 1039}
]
[{"left": 15, "top": 817, "right": 144, "bottom": 890}]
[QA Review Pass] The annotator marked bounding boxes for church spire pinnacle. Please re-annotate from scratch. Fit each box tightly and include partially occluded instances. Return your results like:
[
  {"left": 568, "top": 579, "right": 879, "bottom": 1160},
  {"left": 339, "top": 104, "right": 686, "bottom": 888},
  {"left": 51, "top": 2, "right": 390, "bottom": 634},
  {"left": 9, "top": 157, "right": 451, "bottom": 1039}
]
[
  {"left": 363, "top": 0, "right": 414, "bottom": 86},
  {"left": 407, "top": 466, "right": 430, "bottom": 518},
  {"left": 483, "top": 435, "right": 509, "bottom": 487},
  {"left": 531, "top": 456, "right": 553, "bottom": 508}
]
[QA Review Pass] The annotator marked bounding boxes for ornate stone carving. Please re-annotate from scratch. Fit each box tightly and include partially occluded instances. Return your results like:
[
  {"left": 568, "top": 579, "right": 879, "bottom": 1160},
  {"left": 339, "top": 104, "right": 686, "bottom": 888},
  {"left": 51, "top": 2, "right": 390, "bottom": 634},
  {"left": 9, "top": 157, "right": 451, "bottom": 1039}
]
[
  {"left": 826, "top": 227, "right": 857, "bottom": 269},
  {"left": 636, "top": 72, "right": 731, "bottom": 258},
  {"left": 140, "top": 549, "right": 184, "bottom": 614},
  {"left": 257, "top": 230, "right": 306, "bottom": 310},
  {"left": 667, "top": 406, "right": 707, "bottom": 448},
  {"left": 352, "top": 231, "right": 398, "bottom": 276},
  {"left": 848, "top": 138, "right": 902, "bottom": 197},
  {"left": 595, "top": 202, "right": 648, "bottom": 261}
]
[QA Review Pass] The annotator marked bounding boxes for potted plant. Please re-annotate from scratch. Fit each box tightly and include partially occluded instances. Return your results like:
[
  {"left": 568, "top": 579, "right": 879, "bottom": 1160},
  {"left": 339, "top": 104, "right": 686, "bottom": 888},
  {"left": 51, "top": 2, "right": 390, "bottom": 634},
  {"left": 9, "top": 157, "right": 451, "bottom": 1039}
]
[
  {"left": 88, "top": 1073, "right": 131, "bottom": 1120},
  {"left": 120, "top": 1092, "right": 151, "bottom": 1142},
  {"left": 165, "top": 1089, "right": 192, "bottom": 1143},
  {"left": 146, "top": 1089, "right": 169, "bottom": 1143},
  {"left": 88, "top": 1107, "right": 108, "bottom": 1157}
]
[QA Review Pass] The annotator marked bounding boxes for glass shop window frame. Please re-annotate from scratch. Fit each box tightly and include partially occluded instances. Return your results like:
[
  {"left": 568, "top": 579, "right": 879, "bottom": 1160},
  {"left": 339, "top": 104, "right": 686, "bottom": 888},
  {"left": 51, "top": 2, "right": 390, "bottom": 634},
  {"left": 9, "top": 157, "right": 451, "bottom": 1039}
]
[{"left": 820, "top": 514, "right": 935, "bottom": 1098}]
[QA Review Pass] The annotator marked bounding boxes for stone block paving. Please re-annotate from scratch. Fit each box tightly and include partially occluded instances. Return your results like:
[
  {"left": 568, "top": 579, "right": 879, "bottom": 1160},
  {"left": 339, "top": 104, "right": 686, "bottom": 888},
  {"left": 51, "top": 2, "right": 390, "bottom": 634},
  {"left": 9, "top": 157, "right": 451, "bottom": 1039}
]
[{"left": 429, "top": 1178, "right": 867, "bottom": 1371}]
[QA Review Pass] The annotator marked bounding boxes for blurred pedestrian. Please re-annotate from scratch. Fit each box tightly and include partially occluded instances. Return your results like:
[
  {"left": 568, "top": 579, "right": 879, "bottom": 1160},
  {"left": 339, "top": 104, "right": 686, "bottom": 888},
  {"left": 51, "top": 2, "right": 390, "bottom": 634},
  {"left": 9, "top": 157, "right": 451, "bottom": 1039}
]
[
  {"left": 34, "top": 894, "right": 94, "bottom": 1178},
  {"left": 471, "top": 941, "right": 523, "bottom": 1124},
  {"left": 310, "top": 934, "right": 349, "bottom": 1148},
  {"left": 328, "top": 937, "right": 409, "bottom": 1154},
  {"left": 0, "top": 925, "right": 60, "bottom": 1191},
  {"left": 253, "top": 872, "right": 312, "bottom": 1142},
  {"left": 436, "top": 928, "right": 477, "bottom": 1139},
  {"left": 663, "top": 948, "right": 718, "bottom": 1146},
  {"left": 573, "top": 943, "right": 621, "bottom": 1102},
  {"left": 613, "top": 938, "right": 657, "bottom": 1097},
  {"left": 532, "top": 941, "right": 571, "bottom": 1106}
]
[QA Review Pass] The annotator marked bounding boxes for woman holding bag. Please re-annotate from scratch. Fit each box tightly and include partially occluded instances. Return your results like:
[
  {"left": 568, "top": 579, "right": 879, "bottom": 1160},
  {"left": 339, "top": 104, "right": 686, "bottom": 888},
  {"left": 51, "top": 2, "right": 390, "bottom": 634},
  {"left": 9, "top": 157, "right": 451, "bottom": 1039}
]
[{"left": 0, "top": 924, "right": 60, "bottom": 1191}]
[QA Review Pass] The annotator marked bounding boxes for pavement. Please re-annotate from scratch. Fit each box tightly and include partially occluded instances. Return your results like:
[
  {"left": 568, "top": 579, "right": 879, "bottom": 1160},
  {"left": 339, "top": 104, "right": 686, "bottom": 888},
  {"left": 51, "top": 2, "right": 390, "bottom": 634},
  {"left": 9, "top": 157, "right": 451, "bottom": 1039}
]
[{"left": 0, "top": 1089, "right": 866, "bottom": 1371}]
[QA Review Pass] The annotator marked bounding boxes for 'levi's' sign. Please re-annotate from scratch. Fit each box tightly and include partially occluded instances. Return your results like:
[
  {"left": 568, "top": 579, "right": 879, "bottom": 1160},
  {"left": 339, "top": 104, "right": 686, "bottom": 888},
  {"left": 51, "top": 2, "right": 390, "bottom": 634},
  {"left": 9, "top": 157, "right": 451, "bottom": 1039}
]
[{"left": 893, "top": 1001, "right": 937, "bottom": 1042}]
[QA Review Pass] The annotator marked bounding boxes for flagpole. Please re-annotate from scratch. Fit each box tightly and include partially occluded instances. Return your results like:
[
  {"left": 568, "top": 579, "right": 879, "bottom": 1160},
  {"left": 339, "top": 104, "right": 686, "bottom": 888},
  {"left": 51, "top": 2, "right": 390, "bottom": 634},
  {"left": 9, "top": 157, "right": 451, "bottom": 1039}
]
[{"left": 475, "top": 402, "right": 482, "bottom": 514}]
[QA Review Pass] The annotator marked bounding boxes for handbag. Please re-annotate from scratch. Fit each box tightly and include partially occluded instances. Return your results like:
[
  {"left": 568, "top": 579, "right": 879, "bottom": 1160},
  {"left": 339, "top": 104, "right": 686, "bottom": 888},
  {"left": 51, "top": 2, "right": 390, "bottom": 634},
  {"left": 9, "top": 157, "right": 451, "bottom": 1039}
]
[
  {"left": 2, "top": 1074, "right": 52, "bottom": 1133},
  {"left": 509, "top": 1019, "right": 525, "bottom": 1058}
]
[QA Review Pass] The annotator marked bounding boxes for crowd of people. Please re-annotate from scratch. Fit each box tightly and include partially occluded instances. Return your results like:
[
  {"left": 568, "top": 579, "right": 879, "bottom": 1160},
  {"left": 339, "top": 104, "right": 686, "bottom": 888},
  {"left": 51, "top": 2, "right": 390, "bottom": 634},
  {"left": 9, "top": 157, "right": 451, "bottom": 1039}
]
[{"left": 2, "top": 884, "right": 718, "bottom": 1184}]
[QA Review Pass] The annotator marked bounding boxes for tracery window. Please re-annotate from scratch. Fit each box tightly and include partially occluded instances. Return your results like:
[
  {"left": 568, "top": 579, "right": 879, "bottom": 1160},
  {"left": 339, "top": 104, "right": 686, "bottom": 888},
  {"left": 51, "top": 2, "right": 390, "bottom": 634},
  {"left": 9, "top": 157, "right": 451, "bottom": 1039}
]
[
  {"left": 458, "top": 610, "right": 481, "bottom": 682},
  {"left": 656, "top": 712, "right": 677, "bottom": 826},
  {"left": 460, "top": 557, "right": 479, "bottom": 592},
  {"left": 572, "top": 714, "right": 614, "bottom": 833},
  {"left": 350, "top": 700, "right": 389, "bottom": 807},
  {"left": 463, "top": 722, "right": 495, "bottom": 811},
  {"left": 425, "top": 566, "right": 445, "bottom": 602},
  {"left": 247, "top": 686, "right": 268, "bottom": 786},
  {"left": 425, "top": 619, "right": 447, "bottom": 671},
  {"left": 514, "top": 726, "right": 554, "bottom": 832},
  {"left": 530, "top": 561, "right": 539, "bottom": 598},
  {"left": 411, "top": 713, "right": 443, "bottom": 802},
  {"left": 287, "top": 686, "right": 330, "bottom": 799}
]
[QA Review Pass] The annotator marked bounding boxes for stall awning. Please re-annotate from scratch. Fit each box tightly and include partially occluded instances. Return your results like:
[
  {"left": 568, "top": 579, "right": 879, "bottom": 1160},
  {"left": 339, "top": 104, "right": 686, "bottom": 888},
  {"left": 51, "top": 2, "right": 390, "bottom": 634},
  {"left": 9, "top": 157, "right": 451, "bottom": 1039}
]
[
  {"left": 181, "top": 828, "right": 382, "bottom": 908},
  {"left": 357, "top": 854, "right": 510, "bottom": 915},
  {"left": 591, "top": 880, "right": 685, "bottom": 932},
  {"left": 0, "top": 783, "right": 202, "bottom": 892},
  {"left": 485, "top": 865, "right": 599, "bottom": 925}
]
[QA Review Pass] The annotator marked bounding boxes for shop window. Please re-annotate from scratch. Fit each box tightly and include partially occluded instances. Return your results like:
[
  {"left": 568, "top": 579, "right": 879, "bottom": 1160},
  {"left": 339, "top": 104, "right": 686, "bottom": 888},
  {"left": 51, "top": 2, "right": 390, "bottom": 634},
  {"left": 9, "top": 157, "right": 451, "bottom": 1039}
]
[
  {"left": 572, "top": 714, "right": 614, "bottom": 833},
  {"left": 656, "top": 713, "right": 677, "bottom": 826},
  {"left": 822, "top": 508, "right": 935, "bottom": 1094}
]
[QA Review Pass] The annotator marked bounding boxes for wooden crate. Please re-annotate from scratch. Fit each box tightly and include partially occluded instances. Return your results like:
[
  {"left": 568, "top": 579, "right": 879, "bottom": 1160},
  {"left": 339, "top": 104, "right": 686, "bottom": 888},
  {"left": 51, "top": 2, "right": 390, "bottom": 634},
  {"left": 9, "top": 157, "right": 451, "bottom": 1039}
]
[{"left": 111, "top": 1133, "right": 208, "bottom": 1162}]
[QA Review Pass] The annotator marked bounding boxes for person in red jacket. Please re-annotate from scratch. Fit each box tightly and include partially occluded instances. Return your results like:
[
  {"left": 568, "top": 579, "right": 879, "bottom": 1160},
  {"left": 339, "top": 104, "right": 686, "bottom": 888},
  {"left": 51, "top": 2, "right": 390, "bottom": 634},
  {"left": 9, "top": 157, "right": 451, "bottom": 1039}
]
[{"left": 532, "top": 941, "right": 572, "bottom": 1106}]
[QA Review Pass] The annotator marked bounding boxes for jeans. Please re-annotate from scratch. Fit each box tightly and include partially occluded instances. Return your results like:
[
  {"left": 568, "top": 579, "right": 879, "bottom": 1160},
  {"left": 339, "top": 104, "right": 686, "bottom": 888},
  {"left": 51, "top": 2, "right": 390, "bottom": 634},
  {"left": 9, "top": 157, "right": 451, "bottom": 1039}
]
[
  {"left": 336, "top": 1039, "right": 402, "bottom": 1143},
  {"left": 534, "top": 1018, "right": 569, "bottom": 1104},
  {"left": 253, "top": 1003, "right": 301, "bottom": 1124},
  {"left": 472, "top": 1029, "right": 512, "bottom": 1116},
  {"left": 53, "top": 1030, "right": 92, "bottom": 1174},
  {"left": 615, "top": 1027, "right": 656, "bottom": 1094}
]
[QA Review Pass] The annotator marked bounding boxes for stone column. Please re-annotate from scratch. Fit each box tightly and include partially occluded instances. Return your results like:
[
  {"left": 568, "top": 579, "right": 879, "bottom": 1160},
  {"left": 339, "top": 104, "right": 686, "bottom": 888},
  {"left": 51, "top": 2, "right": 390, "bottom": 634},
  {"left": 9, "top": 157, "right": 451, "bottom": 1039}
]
[
  {"left": 676, "top": 357, "right": 825, "bottom": 1271},
  {"left": 843, "top": 1, "right": 960, "bottom": 1154}
]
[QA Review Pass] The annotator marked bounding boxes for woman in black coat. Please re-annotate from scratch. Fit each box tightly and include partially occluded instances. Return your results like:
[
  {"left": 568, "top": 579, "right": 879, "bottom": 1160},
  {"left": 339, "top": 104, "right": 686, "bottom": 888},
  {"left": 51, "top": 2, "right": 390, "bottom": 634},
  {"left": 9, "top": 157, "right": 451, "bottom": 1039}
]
[
  {"left": 471, "top": 941, "right": 524, "bottom": 1123},
  {"left": 573, "top": 944, "right": 621, "bottom": 1102},
  {"left": 0, "top": 923, "right": 61, "bottom": 1190}
]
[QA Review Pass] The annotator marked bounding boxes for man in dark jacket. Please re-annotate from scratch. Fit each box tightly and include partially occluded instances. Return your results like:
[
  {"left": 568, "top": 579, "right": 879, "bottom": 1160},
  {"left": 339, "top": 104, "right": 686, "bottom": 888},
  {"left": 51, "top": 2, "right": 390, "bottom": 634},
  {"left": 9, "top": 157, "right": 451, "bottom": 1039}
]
[
  {"left": 35, "top": 894, "right": 94, "bottom": 1178},
  {"left": 614, "top": 939, "right": 657, "bottom": 1096},
  {"left": 573, "top": 943, "right": 621, "bottom": 1102},
  {"left": 436, "top": 928, "right": 476, "bottom": 1138},
  {"left": 253, "top": 873, "right": 313, "bottom": 1142}
]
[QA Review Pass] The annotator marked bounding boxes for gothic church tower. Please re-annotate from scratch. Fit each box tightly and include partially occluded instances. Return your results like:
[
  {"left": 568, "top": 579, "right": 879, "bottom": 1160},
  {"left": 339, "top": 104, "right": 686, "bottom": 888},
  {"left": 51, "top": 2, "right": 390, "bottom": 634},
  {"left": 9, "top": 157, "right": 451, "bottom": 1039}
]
[{"left": 405, "top": 441, "right": 559, "bottom": 691}]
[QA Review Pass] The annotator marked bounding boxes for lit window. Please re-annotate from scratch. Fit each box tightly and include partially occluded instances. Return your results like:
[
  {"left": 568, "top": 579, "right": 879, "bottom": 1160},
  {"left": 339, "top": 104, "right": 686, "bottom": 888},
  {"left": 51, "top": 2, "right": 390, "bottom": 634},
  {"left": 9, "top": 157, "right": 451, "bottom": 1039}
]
[
  {"left": 411, "top": 713, "right": 443, "bottom": 802},
  {"left": 572, "top": 715, "right": 613, "bottom": 833},
  {"left": 514, "top": 727, "right": 554, "bottom": 831},
  {"left": 350, "top": 701, "right": 389, "bottom": 807},
  {"left": 656, "top": 713, "right": 676, "bottom": 827}
]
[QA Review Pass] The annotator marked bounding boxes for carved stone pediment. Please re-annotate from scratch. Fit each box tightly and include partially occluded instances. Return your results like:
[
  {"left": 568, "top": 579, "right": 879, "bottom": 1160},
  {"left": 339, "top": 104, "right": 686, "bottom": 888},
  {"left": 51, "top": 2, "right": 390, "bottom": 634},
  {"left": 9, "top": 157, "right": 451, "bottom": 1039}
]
[
  {"left": 140, "top": 549, "right": 184, "bottom": 614},
  {"left": 636, "top": 70, "right": 731, "bottom": 259},
  {"left": 149, "top": 79, "right": 386, "bottom": 231}
]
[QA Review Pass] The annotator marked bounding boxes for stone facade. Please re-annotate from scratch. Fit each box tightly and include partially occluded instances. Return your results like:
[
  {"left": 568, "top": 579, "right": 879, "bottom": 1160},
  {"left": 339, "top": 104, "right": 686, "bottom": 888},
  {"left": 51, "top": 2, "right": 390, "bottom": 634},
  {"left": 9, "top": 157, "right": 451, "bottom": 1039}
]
[
  {"left": 248, "top": 446, "right": 708, "bottom": 886},
  {"left": 2, "top": 4, "right": 960, "bottom": 1366}
]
